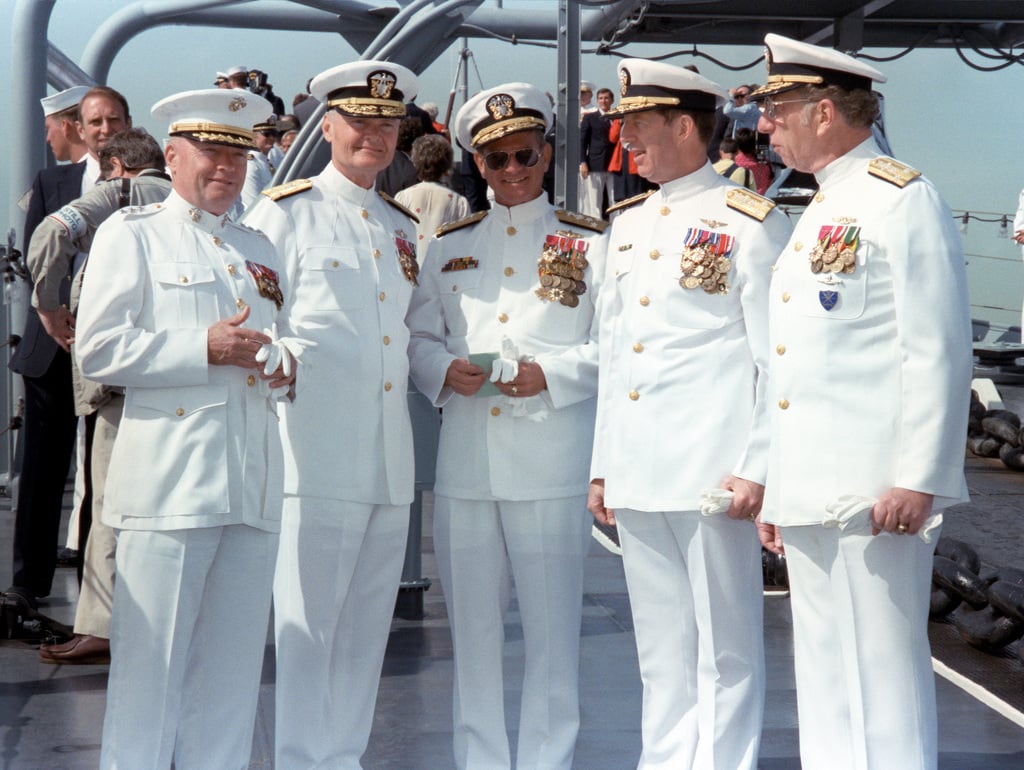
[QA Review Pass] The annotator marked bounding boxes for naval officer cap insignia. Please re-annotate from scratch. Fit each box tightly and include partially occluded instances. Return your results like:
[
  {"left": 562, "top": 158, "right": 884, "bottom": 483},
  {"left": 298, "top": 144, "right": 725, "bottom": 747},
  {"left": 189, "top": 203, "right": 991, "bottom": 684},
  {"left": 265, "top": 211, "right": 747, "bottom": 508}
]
[
  {"left": 152, "top": 88, "right": 273, "bottom": 149},
  {"left": 750, "top": 33, "right": 887, "bottom": 101},
  {"left": 310, "top": 60, "right": 418, "bottom": 119},
  {"left": 455, "top": 82, "right": 552, "bottom": 151},
  {"left": 253, "top": 113, "right": 279, "bottom": 134},
  {"left": 606, "top": 59, "right": 727, "bottom": 118},
  {"left": 40, "top": 85, "right": 89, "bottom": 117}
]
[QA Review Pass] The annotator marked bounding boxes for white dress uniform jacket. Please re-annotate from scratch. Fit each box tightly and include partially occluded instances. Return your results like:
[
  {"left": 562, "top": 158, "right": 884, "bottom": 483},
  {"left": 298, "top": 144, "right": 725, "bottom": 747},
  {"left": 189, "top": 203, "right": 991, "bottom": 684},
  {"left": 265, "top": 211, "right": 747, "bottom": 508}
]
[
  {"left": 763, "top": 138, "right": 972, "bottom": 526},
  {"left": 592, "top": 163, "right": 792, "bottom": 509},
  {"left": 245, "top": 162, "right": 416, "bottom": 505},
  {"left": 75, "top": 191, "right": 288, "bottom": 532},
  {"left": 407, "top": 194, "right": 607, "bottom": 500}
]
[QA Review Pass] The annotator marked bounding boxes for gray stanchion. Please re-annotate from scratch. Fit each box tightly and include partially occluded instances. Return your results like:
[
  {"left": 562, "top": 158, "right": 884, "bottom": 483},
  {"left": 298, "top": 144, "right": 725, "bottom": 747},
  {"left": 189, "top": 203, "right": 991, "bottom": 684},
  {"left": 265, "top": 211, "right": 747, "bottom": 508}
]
[{"left": 396, "top": 384, "right": 440, "bottom": 620}]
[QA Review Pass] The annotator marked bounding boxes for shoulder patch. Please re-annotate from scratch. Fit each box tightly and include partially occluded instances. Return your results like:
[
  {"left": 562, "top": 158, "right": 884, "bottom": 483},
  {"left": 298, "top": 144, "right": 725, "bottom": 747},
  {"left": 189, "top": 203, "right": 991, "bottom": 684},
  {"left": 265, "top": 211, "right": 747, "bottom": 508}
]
[
  {"left": 261, "top": 178, "right": 313, "bottom": 201},
  {"left": 868, "top": 157, "right": 921, "bottom": 188},
  {"left": 556, "top": 209, "right": 608, "bottom": 233},
  {"left": 46, "top": 205, "right": 87, "bottom": 239},
  {"left": 725, "top": 188, "right": 776, "bottom": 222},
  {"left": 606, "top": 190, "right": 654, "bottom": 216},
  {"left": 436, "top": 210, "right": 488, "bottom": 237},
  {"left": 378, "top": 191, "right": 420, "bottom": 223}
]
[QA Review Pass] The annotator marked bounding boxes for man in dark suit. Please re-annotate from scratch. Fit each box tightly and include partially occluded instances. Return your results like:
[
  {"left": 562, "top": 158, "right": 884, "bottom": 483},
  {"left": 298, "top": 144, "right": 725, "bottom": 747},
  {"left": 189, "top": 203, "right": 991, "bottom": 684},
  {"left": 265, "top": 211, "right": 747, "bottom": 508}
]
[
  {"left": 7, "top": 86, "right": 131, "bottom": 608},
  {"left": 578, "top": 87, "right": 615, "bottom": 218}
]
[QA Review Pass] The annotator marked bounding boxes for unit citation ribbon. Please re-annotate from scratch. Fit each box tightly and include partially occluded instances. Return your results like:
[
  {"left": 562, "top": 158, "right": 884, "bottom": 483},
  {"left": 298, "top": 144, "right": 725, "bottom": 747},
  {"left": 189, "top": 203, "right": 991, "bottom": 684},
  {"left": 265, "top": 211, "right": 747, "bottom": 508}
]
[
  {"left": 679, "top": 228, "right": 734, "bottom": 294},
  {"left": 395, "top": 231, "right": 419, "bottom": 285},
  {"left": 441, "top": 256, "right": 479, "bottom": 272},
  {"left": 536, "top": 230, "right": 589, "bottom": 308},
  {"left": 808, "top": 224, "right": 860, "bottom": 275},
  {"left": 245, "top": 260, "right": 283, "bottom": 309}
]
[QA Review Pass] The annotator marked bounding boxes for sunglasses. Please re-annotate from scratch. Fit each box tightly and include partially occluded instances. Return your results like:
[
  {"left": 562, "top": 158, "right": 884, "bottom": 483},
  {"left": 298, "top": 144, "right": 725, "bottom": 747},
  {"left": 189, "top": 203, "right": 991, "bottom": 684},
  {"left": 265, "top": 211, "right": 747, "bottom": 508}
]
[
  {"left": 482, "top": 147, "right": 541, "bottom": 171},
  {"left": 758, "top": 97, "right": 816, "bottom": 120}
]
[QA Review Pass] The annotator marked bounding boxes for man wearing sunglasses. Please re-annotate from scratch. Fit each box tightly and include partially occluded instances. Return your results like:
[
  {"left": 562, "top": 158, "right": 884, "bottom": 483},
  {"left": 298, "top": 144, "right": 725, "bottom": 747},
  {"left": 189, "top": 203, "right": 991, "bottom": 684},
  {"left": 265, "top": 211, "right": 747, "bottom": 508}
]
[
  {"left": 752, "top": 34, "right": 971, "bottom": 770},
  {"left": 587, "top": 59, "right": 792, "bottom": 769},
  {"left": 245, "top": 60, "right": 421, "bottom": 768},
  {"left": 407, "top": 82, "right": 608, "bottom": 770}
]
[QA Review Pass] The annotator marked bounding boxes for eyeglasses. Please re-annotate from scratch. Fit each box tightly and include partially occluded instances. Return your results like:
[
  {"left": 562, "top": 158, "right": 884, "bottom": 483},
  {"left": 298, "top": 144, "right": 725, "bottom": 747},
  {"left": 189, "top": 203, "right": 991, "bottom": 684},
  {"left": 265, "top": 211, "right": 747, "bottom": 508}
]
[
  {"left": 758, "top": 97, "right": 816, "bottom": 120},
  {"left": 734, "top": 92, "right": 749, "bottom": 99},
  {"left": 482, "top": 147, "right": 541, "bottom": 171}
]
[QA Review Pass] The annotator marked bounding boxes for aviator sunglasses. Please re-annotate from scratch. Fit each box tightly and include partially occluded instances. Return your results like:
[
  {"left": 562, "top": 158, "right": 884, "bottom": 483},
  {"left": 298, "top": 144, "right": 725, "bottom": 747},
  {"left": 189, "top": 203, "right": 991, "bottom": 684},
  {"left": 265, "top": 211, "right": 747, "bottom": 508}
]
[{"left": 482, "top": 146, "right": 541, "bottom": 171}]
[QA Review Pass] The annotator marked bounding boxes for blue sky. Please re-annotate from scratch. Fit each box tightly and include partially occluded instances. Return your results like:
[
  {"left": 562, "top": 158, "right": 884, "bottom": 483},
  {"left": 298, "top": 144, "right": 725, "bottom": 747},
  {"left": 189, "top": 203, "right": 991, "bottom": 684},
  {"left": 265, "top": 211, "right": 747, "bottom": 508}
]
[{"left": 2, "top": 0, "right": 1023, "bottom": 221}]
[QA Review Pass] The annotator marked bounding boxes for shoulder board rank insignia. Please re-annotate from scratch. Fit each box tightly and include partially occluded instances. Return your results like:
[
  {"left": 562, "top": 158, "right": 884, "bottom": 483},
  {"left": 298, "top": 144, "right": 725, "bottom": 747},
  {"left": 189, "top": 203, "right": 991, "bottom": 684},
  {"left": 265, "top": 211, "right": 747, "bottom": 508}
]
[
  {"left": 607, "top": 190, "right": 655, "bottom": 216},
  {"left": 378, "top": 190, "right": 420, "bottom": 223},
  {"left": 261, "top": 178, "right": 313, "bottom": 201},
  {"left": 725, "top": 188, "right": 775, "bottom": 222},
  {"left": 437, "top": 210, "right": 488, "bottom": 238},
  {"left": 555, "top": 209, "right": 608, "bottom": 233},
  {"left": 121, "top": 201, "right": 164, "bottom": 218},
  {"left": 868, "top": 157, "right": 921, "bottom": 188}
]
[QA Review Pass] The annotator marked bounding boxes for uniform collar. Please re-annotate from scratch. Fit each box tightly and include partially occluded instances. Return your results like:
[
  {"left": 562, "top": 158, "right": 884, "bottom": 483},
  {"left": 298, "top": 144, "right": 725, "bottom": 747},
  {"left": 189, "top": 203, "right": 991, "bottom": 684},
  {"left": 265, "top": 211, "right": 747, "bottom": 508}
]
[
  {"left": 319, "top": 161, "right": 381, "bottom": 210},
  {"left": 164, "top": 191, "right": 231, "bottom": 233},
  {"left": 813, "top": 136, "right": 880, "bottom": 190},
  {"left": 488, "top": 191, "right": 550, "bottom": 226},
  {"left": 657, "top": 161, "right": 719, "bottom": 200}
]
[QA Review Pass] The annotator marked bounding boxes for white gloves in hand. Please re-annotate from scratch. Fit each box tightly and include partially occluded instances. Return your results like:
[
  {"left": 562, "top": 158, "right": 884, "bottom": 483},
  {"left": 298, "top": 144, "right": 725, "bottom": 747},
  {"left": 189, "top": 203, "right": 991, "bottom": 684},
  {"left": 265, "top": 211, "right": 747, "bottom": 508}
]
[{"left": 254, "top": 323, "right": 304, "bottom": 377}]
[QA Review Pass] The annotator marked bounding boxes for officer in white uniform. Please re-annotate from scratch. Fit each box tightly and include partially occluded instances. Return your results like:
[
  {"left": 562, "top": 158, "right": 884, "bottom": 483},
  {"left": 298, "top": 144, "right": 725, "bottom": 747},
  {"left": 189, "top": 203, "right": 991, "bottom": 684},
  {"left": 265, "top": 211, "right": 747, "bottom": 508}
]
[
  {"left": 752, "top": 35, "right": 972, "bottom": 770},
  {"left": 587, "top": 60, "right": 792, "bottom": 770},
  {"left": 244, "top": 61, "right": 420, "bottom": 770},
  {"left": 407, "top": 83, "right": 607, "bottom": 770},
  {"left": 75, "top": 88, "right": 294, "bottom": 770}
]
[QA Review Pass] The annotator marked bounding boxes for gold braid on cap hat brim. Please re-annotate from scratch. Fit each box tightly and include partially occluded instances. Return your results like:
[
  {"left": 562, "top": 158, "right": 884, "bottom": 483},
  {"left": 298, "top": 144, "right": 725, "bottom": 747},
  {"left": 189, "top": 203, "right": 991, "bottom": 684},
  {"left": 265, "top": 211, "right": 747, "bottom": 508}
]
[
  {"left": 170, "top": 122, "right": 254, "bottom": 147},
  {"left": 472, "top": 116, "right": 547, "bottom": 148},
  {"left": 328, "top": 97, "right": 406, "bottom": 118},
  {"left": 606, "top": 95, "right": 682, "bottom": 116}
]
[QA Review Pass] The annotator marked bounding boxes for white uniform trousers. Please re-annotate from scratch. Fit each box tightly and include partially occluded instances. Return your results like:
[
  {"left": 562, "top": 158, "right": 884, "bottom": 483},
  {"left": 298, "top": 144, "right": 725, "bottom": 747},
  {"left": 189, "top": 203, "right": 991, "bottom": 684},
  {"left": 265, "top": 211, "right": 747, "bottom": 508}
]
[
  {"left": 615, "top": 509, "right": 764, "bottom": 770},
  {"left": 780, "top": 524, "right": 939, "bottom": 770},
  {"left": 74, "top": 395, "right": 122, "bottom": 638},
  {"left": 434, "top": 495, "right": 591, "bottom": 770},
  {"left": 273, "top": 497, "right": 410, "bottom": 770},
  {"left": 100, "top": 524, "right": 278, "bottom": 770},
  {"left": 579, "top": 171, "right": 613, "bottom": 219}
]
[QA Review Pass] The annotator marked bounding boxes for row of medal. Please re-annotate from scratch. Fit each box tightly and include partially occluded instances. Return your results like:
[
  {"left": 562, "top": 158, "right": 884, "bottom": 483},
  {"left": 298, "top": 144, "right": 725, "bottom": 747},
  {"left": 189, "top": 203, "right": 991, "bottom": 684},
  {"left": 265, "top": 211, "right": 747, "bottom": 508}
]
[
  {"left": 680, "top": 228, "right": 734, "bottom": 295},
  {"left": 536, "top": 231, "right": 589, "bottom": 308},
  {"left": 808, "top": 224, "right": 860, "bottom": 274}
]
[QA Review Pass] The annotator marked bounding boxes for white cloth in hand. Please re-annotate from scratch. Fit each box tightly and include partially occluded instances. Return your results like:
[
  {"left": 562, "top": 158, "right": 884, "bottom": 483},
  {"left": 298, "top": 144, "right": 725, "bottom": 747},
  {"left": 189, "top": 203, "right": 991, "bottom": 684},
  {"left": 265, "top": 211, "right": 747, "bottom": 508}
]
[
  {"left": 699, "top": 488, "right": 734, "bottom": 516},
  {"left": 254, "top": 323, "right": 304, "bottom": 377},
  {"left": 822, "top": 494, "right": 942, "bottom": 543},
  {"left": 489, "top": 336, "right": 547, "bottom": 421}
]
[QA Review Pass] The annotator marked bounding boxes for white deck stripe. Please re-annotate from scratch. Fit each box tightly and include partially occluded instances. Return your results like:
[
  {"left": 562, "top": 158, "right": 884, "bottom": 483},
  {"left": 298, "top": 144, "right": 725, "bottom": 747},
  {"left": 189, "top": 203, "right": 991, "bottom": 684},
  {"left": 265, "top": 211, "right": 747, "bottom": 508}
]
[{"left": 932, "top": 656, "right": 1024, "bottom": 729}]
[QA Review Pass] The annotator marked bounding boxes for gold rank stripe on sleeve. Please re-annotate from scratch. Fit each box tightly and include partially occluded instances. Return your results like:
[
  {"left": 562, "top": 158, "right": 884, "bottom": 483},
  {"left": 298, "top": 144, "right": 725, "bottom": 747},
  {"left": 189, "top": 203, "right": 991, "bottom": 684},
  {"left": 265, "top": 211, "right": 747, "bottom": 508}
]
[
  {"left": 261, "top": 178, "right": 313, "bottom": 201},
  {"left": 436, "top": 210, "right": 488, "bottom": 238},
  {"left": 606, "top": 190, "right": 655, "bottom": 215},
  {"left": 555, "top": 209, "right": 609, "bottom": 233},
  {"left": 378, "top": 190, "right": 420, "bottom": 223},
  {"left": 867, "top": 157, "right": 921, "bottom": 188},
  {"left": 725, "top": 188, "right": 776, "bottom": 222}
]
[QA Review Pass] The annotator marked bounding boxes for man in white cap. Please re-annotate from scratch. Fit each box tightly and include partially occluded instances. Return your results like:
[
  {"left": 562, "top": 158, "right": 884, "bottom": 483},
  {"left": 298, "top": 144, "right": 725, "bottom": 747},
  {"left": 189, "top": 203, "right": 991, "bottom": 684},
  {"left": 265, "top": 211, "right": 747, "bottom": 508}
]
[
  {"left": 245, "top": 60, "right": 420, "bottom": 769},
  {"left": 406, "top": 82, "right": 607, "bottom": 770},
  {"left": 5, "top": 85, "right": 129, "bottom": 612},
  {"left": 74, "top": 87, "right": 294, "bottom": 769},
  {"left": 587, "top": 58, "right": 791, "bottom": 769},
  {"left": 41, "top": 85, "right": 89, "bottom": 163},
  {"left": 752, "top": 34, "right": 971, "bottom": 770}
]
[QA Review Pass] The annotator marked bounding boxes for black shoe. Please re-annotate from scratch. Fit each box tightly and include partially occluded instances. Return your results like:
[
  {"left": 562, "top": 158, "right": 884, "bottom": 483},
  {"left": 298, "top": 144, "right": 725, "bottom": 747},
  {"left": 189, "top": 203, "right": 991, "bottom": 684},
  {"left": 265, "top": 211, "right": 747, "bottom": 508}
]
[
  {"left": 56, "top": 547, "right": 79, "bottom": 567},
  {"left": 2, "top": 586, "right": 38, "bottom": 611}
]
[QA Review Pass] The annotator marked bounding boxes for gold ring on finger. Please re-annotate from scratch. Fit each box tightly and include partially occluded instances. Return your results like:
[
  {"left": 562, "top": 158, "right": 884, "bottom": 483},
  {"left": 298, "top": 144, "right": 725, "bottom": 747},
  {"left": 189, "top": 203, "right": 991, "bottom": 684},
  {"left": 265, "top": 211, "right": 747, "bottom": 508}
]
[{"left": 897, "top": 523, "right": 909, "bottom": 534}]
